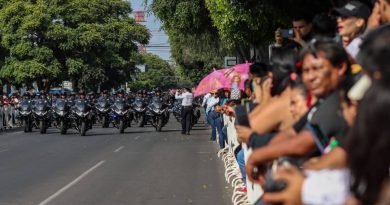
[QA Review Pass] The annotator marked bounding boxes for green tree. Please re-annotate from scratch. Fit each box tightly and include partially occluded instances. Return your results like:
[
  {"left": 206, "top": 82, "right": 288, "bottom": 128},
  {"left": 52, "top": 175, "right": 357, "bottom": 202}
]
[
  {"left": 0, "top": 0, "right": 150, "bottom": 90},
  {"left": 129, "top": 52, "right": 177, "bottom": 90},
  {"left": 150, "top": 0, "right": 335, "bottom": 68},
  {"left": 148, "top": 0, "right": 228, "bottom": 84}
]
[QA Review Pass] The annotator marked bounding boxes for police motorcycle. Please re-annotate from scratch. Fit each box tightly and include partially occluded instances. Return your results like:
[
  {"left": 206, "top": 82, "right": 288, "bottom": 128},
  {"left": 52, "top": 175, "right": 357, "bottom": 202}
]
[
  {"left": 191, "top": 102, "right": 201, "bottom": 126},
  {"left": 95, "top": 92, "right": 112, "bottom": 128},
  {"left": 146, "top": 93, "right": 169, "bottom": 132},
  {"left": 131, "top": 92, "right": 147, "bottom": 127},
  {"left": 111, "top": 91, "right": 131, "bottom": 133},
  {"left": 171, "top": 99, "right": 182, "bottom": 122},
  {"left": 52, "top": 95, "right": 71, "bottom": 135},
  {"left": 32, "top": 93, "right": 51, "bottom": 134},
  {"left": 71, "top": 92, "right": 93, "bottom": 136},
  {"left": 87, "top": 92, "right": 98, "bottom": 125},
  {"left": 16, "top": 93, "right": 33, "bottom": 132}
]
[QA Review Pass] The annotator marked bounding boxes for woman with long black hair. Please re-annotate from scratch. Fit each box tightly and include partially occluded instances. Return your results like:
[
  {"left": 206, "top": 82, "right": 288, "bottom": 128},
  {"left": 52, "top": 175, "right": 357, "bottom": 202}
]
[{"left": 347, "top": 81, "right": 390, "bottom": 205}]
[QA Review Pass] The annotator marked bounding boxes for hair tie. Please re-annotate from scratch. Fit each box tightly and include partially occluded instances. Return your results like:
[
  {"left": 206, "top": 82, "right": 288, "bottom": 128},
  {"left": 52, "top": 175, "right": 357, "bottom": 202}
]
[{"left": 290, "top": 72, "right": 298, "bottom": 81}]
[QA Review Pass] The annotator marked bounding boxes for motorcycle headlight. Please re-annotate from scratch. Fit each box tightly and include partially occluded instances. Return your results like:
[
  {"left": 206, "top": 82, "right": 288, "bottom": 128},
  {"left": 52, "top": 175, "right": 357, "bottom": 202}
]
[
  {"left": 98, "top": 108, "right": 108, "bottom": 112},
  {"left": 20, "top": 110, "right": 31, "bottom": 115},
  {"left": 56, "top": 110, "right": 65, "bottom": 116},
  {"left": 76, "top": 111, "right": 89, "bottom": 117},
  {"left": 37, "top": 111, "right": 47, "bottom": 116},
  {"left": 136, "top": 107, "right": 145, "bottom": 112}
]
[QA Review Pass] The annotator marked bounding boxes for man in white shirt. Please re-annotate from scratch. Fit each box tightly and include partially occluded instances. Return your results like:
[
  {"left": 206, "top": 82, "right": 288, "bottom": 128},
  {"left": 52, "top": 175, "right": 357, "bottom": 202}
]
[{"left": 175, "top": 88, "right": 194, "bottom": 135}]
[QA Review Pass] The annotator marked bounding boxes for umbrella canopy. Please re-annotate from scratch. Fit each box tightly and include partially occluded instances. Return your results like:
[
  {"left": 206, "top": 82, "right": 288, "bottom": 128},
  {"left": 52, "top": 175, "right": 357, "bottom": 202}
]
[{"left": 194, "top": 63, "right": 251, "bottom": 97}]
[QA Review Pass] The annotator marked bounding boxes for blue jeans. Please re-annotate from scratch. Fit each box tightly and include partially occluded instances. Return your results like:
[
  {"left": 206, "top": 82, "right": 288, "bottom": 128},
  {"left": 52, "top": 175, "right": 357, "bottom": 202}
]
[
  {"left": 236, "top": 149, "right": 246, "bottom": 184},
  {"left": 207, "top": 111, "right": 223, "bottom": 143},
  {"left": 220, "top": 125, "right": 228, "bottom": 149}
]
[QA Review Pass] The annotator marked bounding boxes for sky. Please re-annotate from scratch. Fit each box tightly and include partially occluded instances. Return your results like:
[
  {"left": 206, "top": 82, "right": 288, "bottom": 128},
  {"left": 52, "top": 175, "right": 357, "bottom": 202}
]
[{"left": 129, "top": 0, "right": 171, "bottom": 61}]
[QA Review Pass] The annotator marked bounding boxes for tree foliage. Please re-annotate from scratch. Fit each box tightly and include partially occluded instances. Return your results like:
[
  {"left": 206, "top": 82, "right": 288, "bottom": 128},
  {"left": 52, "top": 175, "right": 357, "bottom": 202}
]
[
  {"left": 148, "top": 0, "right": 229, "bottom": 84},
  {"left": 151, "top": 0, "right": 336, "bottom": 69},
  {"left": 0, "top": 0, "right": 150, "bottom": 90},
  {"left": 128, "top": 52, "right": 177, "bottom": 90}
]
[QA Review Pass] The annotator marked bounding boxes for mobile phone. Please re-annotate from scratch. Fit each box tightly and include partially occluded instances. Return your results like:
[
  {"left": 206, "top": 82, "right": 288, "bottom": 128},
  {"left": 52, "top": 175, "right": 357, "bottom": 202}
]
[
  {"left": 234, "top": 105, "right": 250, "bottom": 127},
  {"left": 280, "top": 29, "right": 293, "bottom": 38}
]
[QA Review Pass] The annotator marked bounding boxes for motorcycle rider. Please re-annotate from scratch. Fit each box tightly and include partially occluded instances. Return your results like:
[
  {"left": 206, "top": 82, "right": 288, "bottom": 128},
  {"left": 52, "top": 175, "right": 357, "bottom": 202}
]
[
  {"left": 113, "top": 89, "right": 132, "bottom": 128},
  {"left": 151, "top": 88, "right": 169, "bottom": 120},
  {"left": 59, "top": 92, "right": 67, "bottom": 100},
  {"left": 74, "top": 90, "right": 93, "bottom": 129},
  {"left": 68, "top": 92, "right": 76, "bottom": 106},
  {"left": 151, "top": 88, "right": 165, "bottom": 103},
  {"left": 21, "top": 92, "right": 31, "bottom": 101},
  {"left": 38, "top": 91, "right": 49, "bottom": 103},
  {"left": 142, "top": 90, "right": 150, "bottom": 102}
]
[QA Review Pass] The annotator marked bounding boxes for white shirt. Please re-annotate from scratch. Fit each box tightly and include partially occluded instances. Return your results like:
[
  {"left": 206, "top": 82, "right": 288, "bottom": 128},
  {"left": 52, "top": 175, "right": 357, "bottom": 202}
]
[
  {"left": 302, "top": 169, "right": 350, "bottom": 205},
  {"left": 346, "top": 37, "right": 362, "bottom": 60},
  {"left": 202, "top": 93, "right": 211, "bottom": 107},
  {"left": 175, "top": 92, "right": 193, "bottom": 106},
  {"left": 206, "top": 96, "right": 219, "bottom": 113}
]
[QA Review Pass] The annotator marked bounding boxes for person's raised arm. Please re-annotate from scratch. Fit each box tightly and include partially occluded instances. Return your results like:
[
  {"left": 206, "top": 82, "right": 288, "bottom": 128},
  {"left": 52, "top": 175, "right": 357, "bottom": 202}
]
[
  {"left": 248, "top": 99, "right": 291, "bottom": 134},
  {"left": 175, "top": 91, "right": 184, "bottom": 99},
  {"left": 246, "top": 130, "right": 315, "bottom": 183},
  {"left": 268, "top": 127, "right": 298, "bottom": 145}
]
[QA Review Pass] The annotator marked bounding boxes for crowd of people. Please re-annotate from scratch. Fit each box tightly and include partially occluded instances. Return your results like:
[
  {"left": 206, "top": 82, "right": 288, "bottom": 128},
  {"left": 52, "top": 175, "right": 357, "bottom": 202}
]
[
  {"left": 0, "top": 94, "right": 20, "bottom": 130},
  {"left": 201, "top": 1, "right": 390, "bottom": 204}
]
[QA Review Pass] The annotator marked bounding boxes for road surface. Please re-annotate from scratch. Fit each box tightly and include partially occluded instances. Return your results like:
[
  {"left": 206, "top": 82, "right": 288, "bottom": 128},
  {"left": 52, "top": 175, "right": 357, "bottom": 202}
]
[{"left": 0, "top": 118, "right": 232, "bottom": 205}]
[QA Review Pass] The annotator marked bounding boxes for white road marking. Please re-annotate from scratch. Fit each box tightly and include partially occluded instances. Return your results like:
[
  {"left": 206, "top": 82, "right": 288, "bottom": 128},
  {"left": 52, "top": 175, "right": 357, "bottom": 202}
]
[
  {"left": 134, "top": 136, "right": 140, "bottom": 140},
  {"left": 38, "top": 160, "right": 105, "bottom": 205},
  {"left": 114, "top": 146, "right": 124, "bottom": 153}
]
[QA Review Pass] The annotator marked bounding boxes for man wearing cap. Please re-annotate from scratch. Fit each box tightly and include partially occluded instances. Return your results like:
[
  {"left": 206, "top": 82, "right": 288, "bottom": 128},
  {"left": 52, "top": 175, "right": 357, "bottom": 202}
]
[
  {"left": 175, "top": 88, "right": 194, "bottom": 135},
  {"left": 333, "top": 1, "right": 371, "bottom": 59}
]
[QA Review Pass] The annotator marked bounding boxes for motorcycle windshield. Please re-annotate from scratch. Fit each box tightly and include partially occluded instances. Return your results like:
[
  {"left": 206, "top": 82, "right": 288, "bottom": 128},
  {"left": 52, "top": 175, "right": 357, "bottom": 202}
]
[
  {"left": 56, "top": 100, "right": 66, "bottom": 110},
  {"left": 35, "top": 100, "right": 47, "bottom": 110},
  {"left": 97, "top": 99, "right": 107, "bottom": 108},
  {"left": 152, "top": 101, "right": 162, "bottom": 109},
  {"left": 134, "top": 99, "right": 143, "bottom": 107},
  {"left": 75, "top": 100, "right": 86, "bottom": 112},
  {"left": 115, "top": 103, "right": 125, "bottom": 110},
  {"left": 20, "top": 101, "right": 31, "bottom": 110}
]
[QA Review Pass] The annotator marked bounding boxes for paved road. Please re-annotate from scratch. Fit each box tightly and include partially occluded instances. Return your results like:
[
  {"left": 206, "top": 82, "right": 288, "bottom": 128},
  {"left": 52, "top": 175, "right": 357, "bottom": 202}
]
[{"left": 0, "top": 118, "right": 232, "bottom": 205}]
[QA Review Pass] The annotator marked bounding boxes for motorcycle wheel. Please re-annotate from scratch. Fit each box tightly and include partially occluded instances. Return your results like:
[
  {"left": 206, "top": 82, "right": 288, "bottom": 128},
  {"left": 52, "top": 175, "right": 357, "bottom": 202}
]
[
  {"left": 156, "top": 118, "right": 163, "bottom": 132},
  {"left": 28, "top": 119, "right": 32, "bottom": 132},
  {"left": 23, "top": 119, "right": 29, "bottom": 133},
  {"left": 39, "top": 120, "right": 46, "bottom": 134},
  {"left": 119, "top": 119, "right": 125, "bottom": 133},
  {"left": 80, "top": 121, "right": 87, "bottom": 136},
  {"left": 138, "top": 115, "right": 144, "bottom": 127},
  {"left": 102, "top": 116, "right": 107, "bottom": 128},
  {"left": 60, "top": 120, "right": 67, "bottom": 135}
]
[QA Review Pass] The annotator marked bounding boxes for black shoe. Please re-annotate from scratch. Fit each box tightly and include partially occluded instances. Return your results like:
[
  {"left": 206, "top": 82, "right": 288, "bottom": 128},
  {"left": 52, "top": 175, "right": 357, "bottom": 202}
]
[
  {"left": 181, "top": 131, "right": 185, "bottom": 134},
  {"left": 209, "top": 138, "right": 216, "bottom": 141},
  {"left": 186, "top": 132, "right": 190, "bottom": 135}
]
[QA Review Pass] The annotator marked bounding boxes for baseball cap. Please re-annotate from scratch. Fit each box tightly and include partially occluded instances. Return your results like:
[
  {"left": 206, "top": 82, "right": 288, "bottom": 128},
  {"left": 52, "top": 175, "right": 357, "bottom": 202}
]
[{"left": 332, "top": 1, "right": 371, "bottom": 20}]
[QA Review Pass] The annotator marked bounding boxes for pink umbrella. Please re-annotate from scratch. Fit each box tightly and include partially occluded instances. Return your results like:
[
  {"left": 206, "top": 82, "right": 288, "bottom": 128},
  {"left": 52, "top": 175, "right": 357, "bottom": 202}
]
[{"left": 194, "top": 63, "right": 251, "bottom": 97}]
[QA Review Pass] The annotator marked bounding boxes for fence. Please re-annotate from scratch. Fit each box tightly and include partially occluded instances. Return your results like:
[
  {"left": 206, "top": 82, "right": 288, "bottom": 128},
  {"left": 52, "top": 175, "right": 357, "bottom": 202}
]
[{"left": 217, "top": 115, "right": 263, "bottom": 205}]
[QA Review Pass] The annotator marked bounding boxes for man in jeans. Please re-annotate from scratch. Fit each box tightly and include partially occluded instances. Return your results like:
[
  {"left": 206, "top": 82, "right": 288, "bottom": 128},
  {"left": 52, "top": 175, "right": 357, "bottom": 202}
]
[
  {"left": 175, "top": 88, "right": 194, "bottom": 135},
  {"left": 206, "top": 91, "right": 224, "bottom": 144},
  {"left": 3, "top": 95, "right": 12, "bottom": 129}
]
